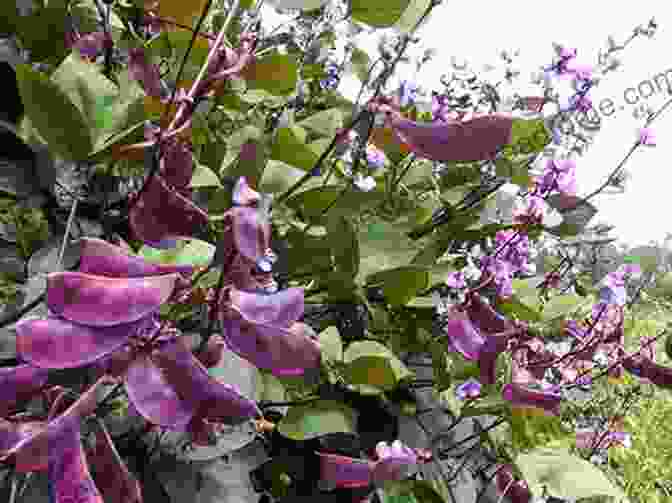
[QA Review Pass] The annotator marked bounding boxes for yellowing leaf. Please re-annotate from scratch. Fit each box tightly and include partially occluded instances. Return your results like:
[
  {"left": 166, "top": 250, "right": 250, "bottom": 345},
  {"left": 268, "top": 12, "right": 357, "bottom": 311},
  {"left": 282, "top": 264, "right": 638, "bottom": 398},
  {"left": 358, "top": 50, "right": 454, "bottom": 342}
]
[{"left": 157, "top": 0, "right": 209, "bottom": 27}]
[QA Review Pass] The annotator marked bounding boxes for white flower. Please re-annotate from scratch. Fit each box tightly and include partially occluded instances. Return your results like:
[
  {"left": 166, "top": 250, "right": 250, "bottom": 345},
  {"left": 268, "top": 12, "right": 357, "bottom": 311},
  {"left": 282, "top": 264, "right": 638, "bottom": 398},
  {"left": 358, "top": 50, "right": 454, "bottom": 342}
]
[{"left": 354, "top": 173, "right": 376, "bottom": 192}]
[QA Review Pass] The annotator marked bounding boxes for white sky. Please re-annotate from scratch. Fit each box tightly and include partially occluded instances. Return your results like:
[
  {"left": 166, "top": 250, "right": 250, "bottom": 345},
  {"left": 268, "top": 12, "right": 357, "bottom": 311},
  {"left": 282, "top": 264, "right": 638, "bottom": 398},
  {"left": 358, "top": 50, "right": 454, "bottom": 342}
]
[{"left": 264, "top": 1, "right": 672, "bottom": 248}]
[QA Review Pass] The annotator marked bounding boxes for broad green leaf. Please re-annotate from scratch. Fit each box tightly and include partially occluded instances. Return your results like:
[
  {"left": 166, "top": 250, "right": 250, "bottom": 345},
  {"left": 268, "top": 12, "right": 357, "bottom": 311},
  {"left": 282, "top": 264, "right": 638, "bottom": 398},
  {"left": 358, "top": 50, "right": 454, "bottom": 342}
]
[
  {"left": 14, "top": 64, "right": 93, "bottom": 160},
  {"left": 366, "top": 266, "right": 430, "bottom": 306},
  {"left": 318, "top": 326, "right": 343, "bottom": 362},
  {"left": 350, "top": 0, "right": 410, "bottom": 27},
  {"left": 16, "top": 4, "right": 68, "bottom": 64},
  {"left": 498, "top": 297, "right": 543, "bottom": 323},
  {"left": 139, "top": 238, "right": 215, "bottom": 267},
  {"left": 509, "top": 408, "right": 574, "bottom": 453},
  {"left": 298, "top": 108, "right": 344, "bottom": 138},
  {"left": 189, "top": 162, "right": 222, "bottom": 188},
  {"left": 87, "top": 121, "right": 146, "bottom": 163},
  {"left": 541, "top": 294, "right": 584, "bottom": 322},
  {"left": 381, "top": 480, "right": 443, "bottom": 503},
  {"left": 243, "top": 52, "right": 298, "bottom": 96},
  {"left": 516, "top": 448, "right": 629, "bottom": 501},
  {"left": 70, "top": 0, "right": 125, "bottom": 42},
  {"left": 50, "top": 52, "right": 124, "bottom": 147},
  {"left": 350, "top": 47, "right": 372, "bottom": 83},
  {"left": 283, "top": 227, "right": 333, "bottom": 277},
  {"left": 255, "top": 370, "right": 286, "bottom": 403},
  {"left": 326, "top": 215, "right": 359, "bottom": 277},
  {"left": 286, "top": 185, "right": 386, "bottom": 221},
  {"left": 507, "top": 118, "right": 551, "bottom": 155},
  {"left": 277, "top": 400, "right": 356, "bottom": 441},
  {"left": 343, "top": 340, "right": 412, "bottom": 391},
  {"left": 393, "top": 0, "right": 432, "bottom": 33},
  {"left": 271, "top": 126, "right": 319, "bottom": 171},
  {"left": 161, "top": 31, "right": 210, "bottom": 82},
  {"left": 0, "top": 1, "right": 18, "bottom": 35},
  {"left": 258, "top": 160, "right": 325, "bottom": 194}
]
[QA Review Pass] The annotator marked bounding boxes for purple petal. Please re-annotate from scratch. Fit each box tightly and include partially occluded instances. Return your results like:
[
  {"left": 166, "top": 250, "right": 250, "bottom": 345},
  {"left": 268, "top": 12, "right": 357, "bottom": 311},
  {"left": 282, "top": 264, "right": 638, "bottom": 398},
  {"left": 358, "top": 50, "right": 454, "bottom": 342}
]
[
  {"left": 317, "top": 452, "right": 373, "bottom": 489},
  {"left": 129, "top": 175, "right": 208, "bottom": 245},
  {"left": 230, "top": 207, "right": 271, "bottom": 266},
  {"left": 389, "top": 114, "right": 513, "bottom": 162},
  {"left": 0, "top": 364, "right": 50, "bottom": 416},
  {"left": 479, "top": 333, "right": 516, "bottom": 385},
  {"left": 444, "top": 313, "right": 485, "bottom": 360},
  {"left": 47, "top": 271, "right": 177, "bottom": 326},
  {"left": 222, "top": 319, "right": 321, "bottom": 376},
  {"left": 15, "top": 316, "right": 141, "bottom": 369},
  {"left": 47, "top": 420, "right": 104, "bottom": 503},
  {"left": 161, "top": 139, "right": 193, "bottom": 189},
  {"left": 502, "top": 383, "right": 562, "bottom": 416},
  {"left": 151, "top": 338, "right": 260, "bottom": 424},
  {"left": 87, "top": 420, "right": 143, "bottom": 503},
  {"left": 79, "top": 238, "right": 193, "bottom": 277},
  {"left": 3, "top": 377, "right": 107, "bottom": 472},
  {"left": 230, "top": 287, "right": 304, "bottom": 327},
  {"left": 232, "top": 176, "right": 261, "bottom": 207},
  {"left": 124, "top": 354, "right": 194, "bottom": 431},
  {"left": 128, "top": 47, "right": 163, "bottom": 98}
]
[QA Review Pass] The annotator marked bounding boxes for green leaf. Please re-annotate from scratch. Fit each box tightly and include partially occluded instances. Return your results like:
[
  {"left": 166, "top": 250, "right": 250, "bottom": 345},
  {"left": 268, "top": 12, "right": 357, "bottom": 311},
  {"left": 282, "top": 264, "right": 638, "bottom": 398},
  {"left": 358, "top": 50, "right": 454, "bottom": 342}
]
[
  {"left": 343, "top": 341, "right": 412, "bottom": 391},
  {"left": 271, "top": 0, "right": 329, "bottom": 9},
  {"left": 366, "top": 266, "right": 430, "bottom": 306},
  {"left": 541, "top": 294, "right": 584, "bottom": 322},
  {"left": 393, "top": 0, "right": 432, "bottom": 33},
  {"left": 326, "top": 215, "right": 359, "bottom": 278},
  {"left": 350, "top": 0, "right": 411, "bottom": 27},
  {"left": 318, "top": 326, "right": 343, "bottom": 362},
  {"left": 286, "top": 186, "right": 386, "bottom": 221},
  {"left": 298, "top": 108, "right": 344, "bottom": 138},
  {"left": 0, "top": 1, "right": 18, "bottom": 35},
  {"left": 16, "top": 4, "right": 68, "bottom": 64},
  {"left": 255, "top": 370, "right": 286, "bottom": 403},
  {"left": 271, "top": 126, "right": 319, "bottom": 171},
  {"left": 14, "top": 64, "right": 93, "bottom": 160},
  {"left": 243, "top": 52, "right": 298, "bottom": 96},
  {"left": 498, "top": 297, "right": 542, "bottom": 323},
  {"left": 509, "top": 408, "right": 574, "bottom": 453},
  {"left": 277, "top": 400, "right": 356, "bottom": 441},
  {"left": 516, "top": 448, "right": 629, "bottom": 501},
  {"left": 139, "top": 238, "right": 215, "bottom": 267},
  {"left": 381, "top": 480, "right": 444, "bottom": 503},
  {"left": 70, "top": 0, "right": 125, "bottom": 42},
  {"left": 189, "top": 162, "right": 222, "bottom": 188},
  {"left": 350, "top": 47, "right": 372, "bottom": 82},
  {"left": 507, "top": 118, "right": 551, "bottom": 154}
]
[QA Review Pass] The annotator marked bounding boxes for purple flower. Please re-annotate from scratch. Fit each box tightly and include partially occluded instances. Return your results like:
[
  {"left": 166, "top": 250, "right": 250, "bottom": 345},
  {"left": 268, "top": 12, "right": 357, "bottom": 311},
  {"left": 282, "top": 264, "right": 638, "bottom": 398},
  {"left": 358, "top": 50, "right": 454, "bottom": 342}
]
[
  {"left": 220, "top": 287, "right": 322, "bottom": 377},
  {"left": 455, "top": 378, "right": 482, "bottom": 400},
  {"left": 398, "top": 80, "right": 419, "bottom": 107},
  {"left": 503, "top": 383, "right": 563, "bottom": 416},
  {"left": 316, "top": 439, "right": 417, "bottom": 489},
  {"left": 431, "top": 93, "right": 451, "bottom": 122},
  {"left": 444, "top": 310, "right": 485, "bottom": 361},
  {"left": 535, "top": 158, "right": 578, "bottom": 196},
  {"left": 446, "top": 271, "right": 467, "bottom": 289},
  {"left": 638, "top": 127, "right": 656, "bottom": 146},
  {"left": 365, "top": 144, "right": 387, "bottom": 170}
]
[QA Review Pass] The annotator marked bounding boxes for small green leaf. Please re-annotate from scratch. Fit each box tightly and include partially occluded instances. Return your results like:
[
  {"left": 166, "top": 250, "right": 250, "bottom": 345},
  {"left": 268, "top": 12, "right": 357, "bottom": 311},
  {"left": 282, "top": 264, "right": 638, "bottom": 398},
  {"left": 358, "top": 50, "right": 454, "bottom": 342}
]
[
  {"left": 244, "top": 52, "right": 298, "bottom": 96},
  {"left": 271, "top": 126, "right": 319, "bottom": 171},
  {"left": 343, "top": 340, "right": 412, "bottom": 391},
  {"left": 277, "top": 400, "right": 356, "bottom": 441},
  {"left": 393, "top": 0, "right": 432, "bottom": 33},
  {"left": 516, "top": 448, "right": 629, "bottom": 501},
  {"left": 286, "top": 186, "right": 386, "bottom": 221},
  {"left": 318, "top": 326, "right": 343, "bottom": 362},
  {"left": 190, "top": 162, "right": 222, "bottom": 188},
  {"left": 367, "top": 266, "right": 430, "bottom": 306},
  {"left": 350, "top": 0, "right": 411, "bottom": 27},
  {"left": 350, "top": 47, "right": 372, "bottom": 82},
  {"left": 139, "top": 238, "right": 215, "bottom": 267},
  {"left": 541, "top": 294, "right": 584, "bottom": 322},
  {"left": 15, "top": 64, "right": 93, "bottom": 160},
  {"left": 298, "top": 108, "right": 344, "bottom": 138}
]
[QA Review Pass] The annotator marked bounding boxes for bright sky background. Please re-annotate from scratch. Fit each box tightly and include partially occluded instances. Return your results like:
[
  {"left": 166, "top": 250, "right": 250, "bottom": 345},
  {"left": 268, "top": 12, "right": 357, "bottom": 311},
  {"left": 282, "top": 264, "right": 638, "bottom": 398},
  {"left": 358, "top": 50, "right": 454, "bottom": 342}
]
[{"left": 264, "top": 1, "right": 672, "bottom": 249}]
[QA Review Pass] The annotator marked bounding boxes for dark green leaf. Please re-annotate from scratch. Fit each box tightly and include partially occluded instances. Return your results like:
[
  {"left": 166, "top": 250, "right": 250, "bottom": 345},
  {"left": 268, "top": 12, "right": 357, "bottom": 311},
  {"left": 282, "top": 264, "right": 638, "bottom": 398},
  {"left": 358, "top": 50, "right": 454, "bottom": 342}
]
[
  {"left": 366, "top": 265, "right": 430, "bottom": 306},
  {"left": 350, "top": 0, "right": 410, "bottom": 27},
  {"left": 326, "top": 215, "right": 359, "bottom": 278},
  {"left": 14, "top": 64, "right": 93, "bottom": 160}
]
